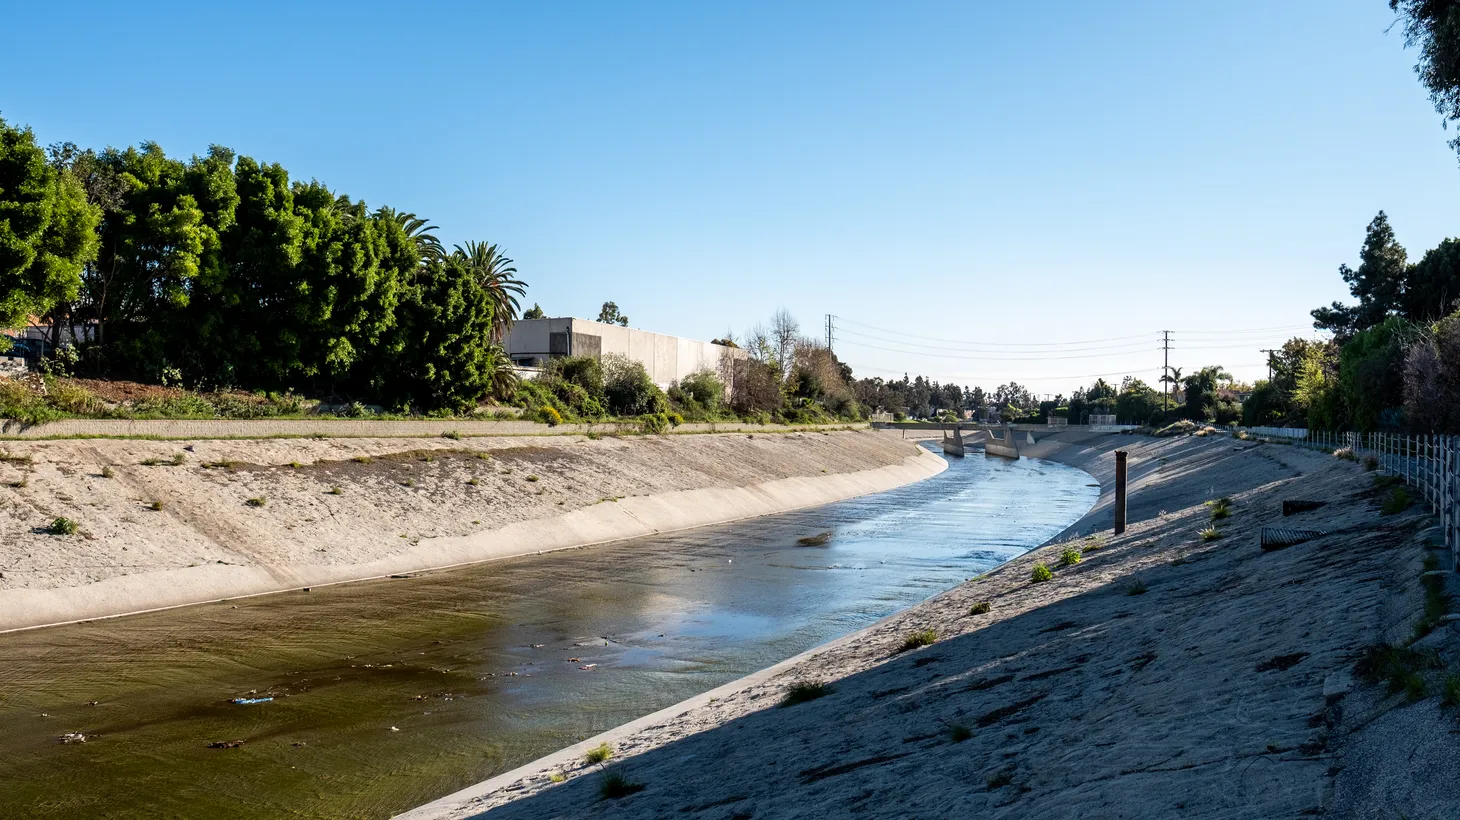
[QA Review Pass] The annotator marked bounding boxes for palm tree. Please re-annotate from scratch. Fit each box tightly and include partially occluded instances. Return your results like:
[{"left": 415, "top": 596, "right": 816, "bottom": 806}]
[
  {"left": 378, "top": 207, "right": 445, "bottom": 271},
  {"left": 484, "top": 344, "right": 520, "bottom": 400},
  {"left": 453, "top": 241, "right": 526, "bottom": 341}
]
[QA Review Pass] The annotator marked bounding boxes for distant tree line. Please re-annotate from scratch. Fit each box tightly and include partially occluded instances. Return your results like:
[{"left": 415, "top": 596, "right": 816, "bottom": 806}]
[{"left": 0, "top": 116, "right": 524, "bottom": 412}]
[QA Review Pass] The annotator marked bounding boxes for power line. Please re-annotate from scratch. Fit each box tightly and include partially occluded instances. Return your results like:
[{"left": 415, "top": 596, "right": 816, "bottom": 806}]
[{"left": 836, "top": 326, "right": 1160, "bottom": 355}]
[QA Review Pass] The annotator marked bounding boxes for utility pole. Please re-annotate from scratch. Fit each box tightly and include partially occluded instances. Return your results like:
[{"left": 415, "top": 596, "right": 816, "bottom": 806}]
[
  {"left": 825, "top": 314, "right": 836, "bottom": 352},
  {"left": 1260, "top": 348, "right": 1277, "bottom": 383},
  {"left": 1161, "top": 330, "right": 1172, "bottom": 415}
]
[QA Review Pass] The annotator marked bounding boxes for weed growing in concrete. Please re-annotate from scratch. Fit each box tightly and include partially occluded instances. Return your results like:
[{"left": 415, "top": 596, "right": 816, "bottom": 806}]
[
  {"left": 203, "top": 460, "right": 239, "bottom": 470},
  {"left": 584, "top": 743, "right": 613, "bottom": 764},
  {"left": 100, "top": 465, "right": 114, "bottom": 478},
  {"left": 970, "top": 601, "right": 991, "bottom": 615},
  {"left": 526, "top": 475, "right": 540, "bottom": 482},
  {"left": 170, "top": 453, "right": 185, "bottom": 466},
  {"left": 1363, "top": 454, "right": 1379, "bottom": 471},
  {"left": 1207, "top": 497, "right": 1232, "bottom": 520},
  {"left": 47, "top": 517, "right": 79, "bottom": 535},
  {"left": 1059, "top": 547, "right": 1082, "bottom": 567},
  {"left": 401, "top": 478, "right": 415, "bottom": 487},
  {"left": 1084, "top": 534, "right": 1107, "bottom": 551},
  {"left": 353, "top": 455, "right": 372, "bottom": 464},
  {"left": 7, "top": 477, "right": 28, "bottom": 488},
  {"left": 1403, "top": 672, "right": 1428, "bottom": 702},
  {"left": 442, "top": 430, "right": 463, "bottom": 440},
  {"left": 246, "top": 496, "right": 267, "bottom": 507},
  {"left": 289, "top": 461, "right": 303, "bottom": 469},
  {"left": 986, "top": 769, "right": 1014, "bottom": 789},
  {"left": 780, "top": 681, "right": 831, "bottom": 707},
  {"left": 1381, "top": 487, "right": 1413, "bottom": 516},
  {"left": 949, "top": 723, "right": 973, "bottom": 743},
  {"left": 1126, "top": 580, "right": 1148, "bottom": 596},
  {"left": 467, "top": 477, "right": 479, "bottom": 486},
  {"left": 1357, "top": 644, "right": 1442, "bottom": 696},
  {"left": 0, "top": 451, "right": 31, "bottom": 464},
  {"left": 597, "top": 770, "right": 644, "bottom": 800},
  {"left": 1199, "top": 526, "right": 1223, "bottom": 542},
  {"left": 149, "top": 500, "right": 163, "bottom": 511},
  {"left": 1030, "top": 563, "right": 1053, "bottom": 583},
  {"left": 1333, "top": 447, "right": 1356, "bottom": 462},
  {"left": 1412, "top": 556, "right": 1449, "bottom": 643},
  {"left": 1442, "top": 675, "right": 1460, "bottom": 708},
  {"left": 797, "top": 531, "right": 833, "bottom": 547},
  {"left": 475, "top": 452, "right": 491, "bottom": 460},
  {"left": 140, "top": 457, "right": 163, "bottom": 466},
  {"left": 899, "top": 630, "right": 937, "bottom": 653},
  {"left": 548, "top": 771, "right": 566, "bottom": 784},
  {"left": 328, "top": 486, "right": 343, "bottom": 495}
]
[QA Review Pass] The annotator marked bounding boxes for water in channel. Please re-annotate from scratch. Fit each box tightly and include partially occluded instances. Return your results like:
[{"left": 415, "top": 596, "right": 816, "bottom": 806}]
[{"left": 0, "top": 445, "right": 1097, "bottom": 819}]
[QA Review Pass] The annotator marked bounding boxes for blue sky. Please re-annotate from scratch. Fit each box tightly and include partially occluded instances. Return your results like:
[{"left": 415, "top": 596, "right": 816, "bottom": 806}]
[{"left": 3, "top": 1, "right": 1455, "bottom": 395}]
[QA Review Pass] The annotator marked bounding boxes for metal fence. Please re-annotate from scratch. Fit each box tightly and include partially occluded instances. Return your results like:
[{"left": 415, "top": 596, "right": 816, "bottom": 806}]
[{"left": 1266, "top": 429, "right": 1455, "bottom": 571}]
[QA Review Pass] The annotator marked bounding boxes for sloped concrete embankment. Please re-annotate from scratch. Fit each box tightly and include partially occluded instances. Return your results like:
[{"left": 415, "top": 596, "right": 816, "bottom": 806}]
[
  {"left": 403, "top": 431, "right": 1451, "bottom": 820},
  {"left": 0, "top": 430, "right": 943, "bottom": 632}
]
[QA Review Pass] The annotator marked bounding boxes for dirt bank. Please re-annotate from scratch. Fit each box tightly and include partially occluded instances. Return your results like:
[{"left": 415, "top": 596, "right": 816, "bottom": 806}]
[
  {"left": 403, "top": 431, "right": 1458, "bottom": 820},
  {"left": 0, "top": 430, "right": 944, "bottom": 632}
]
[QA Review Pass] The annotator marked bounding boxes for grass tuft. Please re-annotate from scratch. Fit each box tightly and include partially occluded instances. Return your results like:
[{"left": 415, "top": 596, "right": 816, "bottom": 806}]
[
  {"left": 352, "top": 455, "right": 372, "bottom": 464},
  {"left": 1442, "top": 675, "right": 1460, "bottom": 708},
  {"left": 47, "top": 517, "right": 79, "bottom": 535},
  {"left": 1030, "top": 563, "right": 1053, "bottom": 583},
  {"left": 583, "top": 743, "right": 613, "bottom": 764},
  {"left": 1059, "top": 547, "right": 1082, "bottom": 567},
  {"left": 597, "top": 770, "right": 645, "bottom": 800},
  {"left": 1084, "top": 534, "right": 1107, "bottom": 551},
  {"left": 1126, "top": 579, "right": 1148, "bottom": 596},
  {"left": 969, "top": 601, "right": 991, "bottom": 615},
  {"left": 1199, "top": 526, "right": 1223, "bottom": 542},
  {"left": 148, "top": 500, "right": 163, "bottom": 511},
  {"left": 100, "top": 465, "right": 115, "bottom": 478},
  {"left": 245, "top": 496, "right": 267, "bottom": 508},
  {"left": 327, "top": 486, "right": 343, "bottom": 495},
  {"left": 442, "top": 430, "right": 463, "bottom": 440},
  {"left": 526, "top": 475, "right": 539, "bottom": 482},
  {"left": 1381, "top": 486, "right": 1413, "bottom": 516},
  {"left": 949, "top": 723, "right": 973, "bottom": 743},
  {"left": 1207, "top": 497, "right": 1232, "bottom": 520},
  {"left": 986, "top": 769, "right": 1014, "bottom": 789},
  {"left": 780, "top": 681, "right": 831, "bottom": 707},
  {"left": 1363, "top": 454, "right": 1379, "bottom": 471},
  {"left": 898, "top": 629, "right": 937, "bottom": 653},
  {"left": 1333, "top": 447, "right": 1357, "bottom": 462}
]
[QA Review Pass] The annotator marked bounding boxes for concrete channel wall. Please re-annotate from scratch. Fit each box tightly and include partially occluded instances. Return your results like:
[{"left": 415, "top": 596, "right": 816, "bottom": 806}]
[{"left": 0, "top": 418, "right": 867, "bottom": 440}]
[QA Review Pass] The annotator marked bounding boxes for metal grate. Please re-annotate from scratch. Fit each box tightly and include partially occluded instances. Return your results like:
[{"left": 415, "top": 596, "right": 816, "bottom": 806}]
[{"left": 1261, "top": 527, "right": 1328, "bottom": 552}]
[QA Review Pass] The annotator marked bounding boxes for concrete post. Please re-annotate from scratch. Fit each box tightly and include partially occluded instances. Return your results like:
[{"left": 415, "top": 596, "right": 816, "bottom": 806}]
[{"left": 1114, "top": 450, "right": 1128, "bottom": 536}]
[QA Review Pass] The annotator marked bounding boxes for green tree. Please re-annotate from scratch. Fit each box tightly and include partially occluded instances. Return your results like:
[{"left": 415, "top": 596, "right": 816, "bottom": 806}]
[
  {"left": 386, "top": 255, "right": 497, "bottom": 411},
  {"left": 0, "top": 117, "right": 101, "bottom": 330},
  {"left": 522, "top": 302, "right": 546, "bottom": 319},
  {"left": 1311, "top": 211, "right": 1408, "bottom": 338},
  {"left": 1115, "top": 378, "right": 1160, "bottom": 424},
  {"left": 1391, "top": 0, "right": 1460, "bottom": 162},
  {"left": 597, "top": 301, "right": 629, "bottom": 326},
  {"left": 379, "top": 208, "right": 443, "bottom": 273},
  {"left": 453, "top": 241, "right": 525, "bottom": 341},
  {"left": 1182, "top": 366, "right": 1231, "bottom": 421},
  {"left": 1338, "top": 317, "right": 1418, "bottom": 431},
  {"left": 1402, "top": 237, "right": 1460, "bottom": 320}
]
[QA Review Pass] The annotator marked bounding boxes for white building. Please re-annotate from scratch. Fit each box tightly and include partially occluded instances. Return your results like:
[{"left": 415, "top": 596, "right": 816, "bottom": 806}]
[{"left": 503, "top": 317, "right": 746, "bottom": 388}]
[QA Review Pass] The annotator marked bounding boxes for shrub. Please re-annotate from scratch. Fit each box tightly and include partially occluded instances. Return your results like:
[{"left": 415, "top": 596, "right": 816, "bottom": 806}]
[
  {"left": 47, "top": 517, "right": 79, "bottom": 535},
  {"left": 1442, "top": 675, "right": 1460, "bottom": 708},
  {"left": 1126, "top": 580, "right": 1148, "bottom": 596},
  {"left": 1030, "top": 563, "right": 1053, "bottom": 583},
  {"left": 100, "top": 465, "right": 115, "bottom": 478},
  {"left": 246, "top": 496, "right": 267, "bottom": 507},
  {"left": 597, "top": 770, "right": 644, "bottom": 800},
  {"left": 149, "top": 500, "right": 163, "bottom": 511},
  {"left": 1381, "top": 486, "right": 1412, "bottom": 515},
  {"left": 583, "top": 743, "right": 613, "bottom": 764},
  {"left": 442, "top": 430, "right": 463, "bottom": 440},
  {"left": 603, "top": 354, "right": 666, "bottom": 416},
  {"left": 1199, "top": 526, "right": 1223, "bottom": 542},
  {"left": 780, "top": 681, "right": 831, "bottom": 707},
  {"left": 1334, "top": 447, "right": 1356, "bottom": 462},
  {"left": 636, "top": 412, "right": 670, "bottom": 434},
  {"left": 949, "top": 723, "right": 973, "bottom": 743},
  {"left": 898, "top": 630, "right": 937, "bottom": 653},
  {"left": 970, "top": 601, "right": 991, "bottom": 615},
  {"left": 1363, "top": 454, "right": 1379, "bottom": 471},
  {"left": 1059, "top": 547, "right": 1082, "bottom": 567},
  {"left": 536, "top": 405, "right": 564, "bottom": 426}
]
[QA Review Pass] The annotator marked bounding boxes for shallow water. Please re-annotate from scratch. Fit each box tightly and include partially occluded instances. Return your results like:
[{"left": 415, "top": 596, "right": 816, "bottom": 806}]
[{"left": 0, "top": 446, "right": 1096, "bottom": 819}]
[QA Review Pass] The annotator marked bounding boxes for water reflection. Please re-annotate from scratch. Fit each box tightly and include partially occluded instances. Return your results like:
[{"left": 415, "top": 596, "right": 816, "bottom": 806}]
[{"left": 0, "top": 445, "right": 1095, "bottom": 819}]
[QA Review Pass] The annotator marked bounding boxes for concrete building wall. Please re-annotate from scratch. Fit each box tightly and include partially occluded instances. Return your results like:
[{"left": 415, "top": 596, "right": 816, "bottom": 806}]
[{"left": 504, "top": 317, "right": 745, "bottom": 388}]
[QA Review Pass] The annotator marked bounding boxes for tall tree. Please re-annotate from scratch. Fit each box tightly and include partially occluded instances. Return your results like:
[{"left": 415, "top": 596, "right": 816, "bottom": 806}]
[
  {"left": 452, "top": 241, "right": 525, "bottom": 341},
  {"left": 1391, "top": 0, "right": 1460, "bottom": 162},
  {"left": 597, "top": 301, "right": 629, "bottom": 326},
  {"left": 0, "top": 117, "right": 101, "bottom": 331},
  {"left": 1312, "top": 211, "right": 1408, "bottom": 338}
]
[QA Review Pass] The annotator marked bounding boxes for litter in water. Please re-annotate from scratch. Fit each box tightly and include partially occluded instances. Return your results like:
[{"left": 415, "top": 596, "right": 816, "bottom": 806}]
[{"left": 59, "top": 733, "right": 86, "bottom": 744}]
